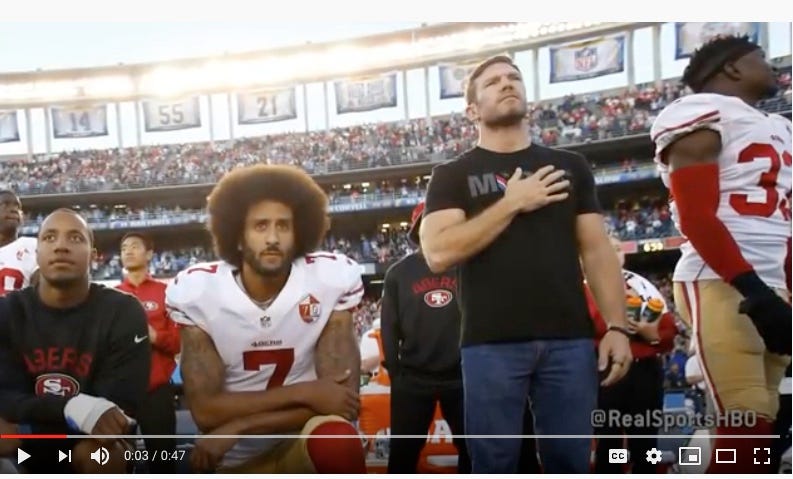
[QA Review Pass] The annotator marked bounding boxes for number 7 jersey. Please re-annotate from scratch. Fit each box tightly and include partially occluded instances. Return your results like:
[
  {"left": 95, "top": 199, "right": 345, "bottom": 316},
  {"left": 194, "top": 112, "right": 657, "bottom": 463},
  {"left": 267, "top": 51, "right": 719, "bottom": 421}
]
[
  {"left": 165, "top": 252, "right": 365, "bottom": 393},
  {"left": 651, "top": 93, "right": 792, "bottom": 288}
]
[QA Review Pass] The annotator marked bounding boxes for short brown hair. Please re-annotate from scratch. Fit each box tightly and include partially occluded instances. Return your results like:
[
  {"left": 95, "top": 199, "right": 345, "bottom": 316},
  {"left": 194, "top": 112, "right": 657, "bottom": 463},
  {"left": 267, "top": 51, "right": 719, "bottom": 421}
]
[
  {"left": 121, "top": 231, "right": 154, "bottom": 251},
  {"left": 206, "top": 164, "right": 329, "bottom": 268},
  {"left": 464, "top": 55, "right": 521, "bottom": 105}
]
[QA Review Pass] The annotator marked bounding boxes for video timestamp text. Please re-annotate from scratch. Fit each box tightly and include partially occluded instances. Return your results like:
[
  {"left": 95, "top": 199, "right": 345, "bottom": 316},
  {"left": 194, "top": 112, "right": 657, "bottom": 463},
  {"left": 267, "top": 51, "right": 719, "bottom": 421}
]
[{"left": 124, "top": 449, "right": 186, "bottom": 462}]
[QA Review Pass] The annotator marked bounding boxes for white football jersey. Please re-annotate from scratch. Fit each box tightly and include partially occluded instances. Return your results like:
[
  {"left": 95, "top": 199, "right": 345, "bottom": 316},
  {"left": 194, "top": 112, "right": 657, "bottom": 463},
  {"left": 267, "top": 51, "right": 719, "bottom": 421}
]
[
  {"left": 0, "top": 236, "right": 38, "bottom": 296},
  {"left": 165, "top": 252, "right": 364, "bottom": 467},
  {"left": 652, "top": 93, "right": 792, "bottom": 288}
]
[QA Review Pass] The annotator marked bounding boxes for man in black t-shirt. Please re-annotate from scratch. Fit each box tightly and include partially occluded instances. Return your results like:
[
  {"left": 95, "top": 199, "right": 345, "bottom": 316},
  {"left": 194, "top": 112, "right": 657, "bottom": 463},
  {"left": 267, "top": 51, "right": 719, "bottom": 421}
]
[
  {"left": 0, "top": 209, "right": 150, "bottom": 473},
  {"left": 420, "top": 56, "right": 632, "bottom": 473}
]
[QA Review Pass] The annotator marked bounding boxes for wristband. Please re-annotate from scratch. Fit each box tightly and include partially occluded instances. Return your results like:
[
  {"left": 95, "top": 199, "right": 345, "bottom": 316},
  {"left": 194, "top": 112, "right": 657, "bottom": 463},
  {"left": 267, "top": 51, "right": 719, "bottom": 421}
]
[
  {"left": 63, "top": 393, "right": 133, "bottom": 434},
  {"left": 607, "top": 325, "right": 632, "bottom": 338}
]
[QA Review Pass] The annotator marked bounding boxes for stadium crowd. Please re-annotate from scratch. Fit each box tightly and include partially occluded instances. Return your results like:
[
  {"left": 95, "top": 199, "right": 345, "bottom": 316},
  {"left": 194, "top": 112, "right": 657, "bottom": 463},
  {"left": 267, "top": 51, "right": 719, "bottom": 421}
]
[
  {"left": 78, "top": 194, "right": 678, "bottom": 280},
  {"left": 1, "top": 65, "right": 789, "bottom": 196}
]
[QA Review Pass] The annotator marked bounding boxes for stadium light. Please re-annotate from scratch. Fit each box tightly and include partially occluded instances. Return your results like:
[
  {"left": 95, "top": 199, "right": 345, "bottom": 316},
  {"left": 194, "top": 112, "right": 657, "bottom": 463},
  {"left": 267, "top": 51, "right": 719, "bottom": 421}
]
[
  {"left": 140, "top": 66, "right": 193, "bottom": 98},
  {"left": 0, "top": 22, "right": 608, "bottom": 105},
  {"left": 198, "top": 61, "right": 230, "bottom": 91},
  {"left": 34, "top": 79, "right": 82, "bottom": 101},
  {"left": 84, "top": 75, "right": 135, "bottom": 98}
]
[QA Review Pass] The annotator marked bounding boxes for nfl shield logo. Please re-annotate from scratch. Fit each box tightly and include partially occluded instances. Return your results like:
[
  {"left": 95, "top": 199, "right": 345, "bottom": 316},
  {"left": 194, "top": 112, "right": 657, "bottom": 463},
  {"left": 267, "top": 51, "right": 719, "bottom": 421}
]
[
  {"left": 299, "top": 295, "right": 321, "bottom": 323},
  {"left": 575, "top": 47, "right": 598, "bottom": 72}
]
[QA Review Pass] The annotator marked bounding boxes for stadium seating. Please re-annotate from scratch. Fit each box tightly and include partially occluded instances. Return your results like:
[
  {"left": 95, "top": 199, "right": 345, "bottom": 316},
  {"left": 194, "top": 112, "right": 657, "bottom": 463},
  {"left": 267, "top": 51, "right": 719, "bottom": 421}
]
[{"left": 2, "top": 68, "right": 789, "bottom": 197}]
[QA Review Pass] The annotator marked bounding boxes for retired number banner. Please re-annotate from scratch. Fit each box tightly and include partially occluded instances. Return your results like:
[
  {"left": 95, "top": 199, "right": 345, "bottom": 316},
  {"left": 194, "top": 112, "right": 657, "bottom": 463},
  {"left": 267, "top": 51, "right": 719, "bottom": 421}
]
[
  {"left": 549, "top": 34, "right": 626, "bottom": 84},
  {"left": 334, "top": 73, "right": 397, "bottom": 114},
  {"left": 675, "top": 23, "right": 759, "bottom": 59},
  {"left": 142, "top": 97, "right": 201, "bottom": 132},
  {"left": 438, "top": 59, "right": 485, "bottom": 99},
  {"left": 51, "top": 105, "right": 108, "bottom": 138},
  {"left": 0, "top": 111, "right": 20, "bottom": 143},
  {"left": 237, "top": 88, "right": 297, "bottom": 124}
]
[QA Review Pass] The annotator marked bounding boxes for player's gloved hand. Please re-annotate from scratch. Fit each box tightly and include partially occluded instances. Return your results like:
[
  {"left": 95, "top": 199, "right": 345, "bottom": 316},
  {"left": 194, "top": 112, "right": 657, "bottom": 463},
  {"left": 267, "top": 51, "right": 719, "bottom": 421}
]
[
  {"left": 731, "top": 271, "right": 792, "bottom": 356},
  {"left": 64, "top": 393, "right": 136, "bottom": 436}
]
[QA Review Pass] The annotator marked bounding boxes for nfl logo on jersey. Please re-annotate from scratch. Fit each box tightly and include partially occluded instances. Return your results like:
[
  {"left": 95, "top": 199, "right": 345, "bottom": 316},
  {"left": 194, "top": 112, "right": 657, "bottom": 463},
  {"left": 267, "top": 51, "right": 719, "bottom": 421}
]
[{"left": 298, "top": 294, "right": 321, "bottom": 323}]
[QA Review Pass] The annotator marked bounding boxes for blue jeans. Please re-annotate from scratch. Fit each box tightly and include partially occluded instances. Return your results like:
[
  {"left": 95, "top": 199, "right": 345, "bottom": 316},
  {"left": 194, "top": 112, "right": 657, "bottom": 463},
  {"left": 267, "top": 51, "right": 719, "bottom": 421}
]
[{"left": 461, "top": 339, "right": 598, "bottom": 473}]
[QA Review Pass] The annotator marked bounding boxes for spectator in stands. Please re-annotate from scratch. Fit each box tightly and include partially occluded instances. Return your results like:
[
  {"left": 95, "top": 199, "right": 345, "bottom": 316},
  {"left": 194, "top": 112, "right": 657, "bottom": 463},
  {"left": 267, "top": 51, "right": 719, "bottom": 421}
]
[
  {"left": 665, "top": 362, "right": 687, "bottom": 389},
  {"left": 116, "top": 232, "right": 180, "bottom": 474}
]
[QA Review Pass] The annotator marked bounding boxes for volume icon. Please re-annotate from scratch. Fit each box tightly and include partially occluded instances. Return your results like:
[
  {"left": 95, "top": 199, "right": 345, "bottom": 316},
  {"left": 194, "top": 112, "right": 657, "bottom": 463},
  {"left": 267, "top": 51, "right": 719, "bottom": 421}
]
[{"left": 89, "top": 447, "right": 109, "bottom": 465}]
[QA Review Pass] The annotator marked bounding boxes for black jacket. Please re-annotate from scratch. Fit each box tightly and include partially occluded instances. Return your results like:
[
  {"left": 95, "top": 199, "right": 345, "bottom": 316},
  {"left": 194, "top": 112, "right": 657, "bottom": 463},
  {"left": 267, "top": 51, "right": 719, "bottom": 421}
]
[
  {"left": 380, "top": 252, "right": 462, "bottom": 382},
  {"left": 0, "top": 284, "right": 150, "bottom": 433}
]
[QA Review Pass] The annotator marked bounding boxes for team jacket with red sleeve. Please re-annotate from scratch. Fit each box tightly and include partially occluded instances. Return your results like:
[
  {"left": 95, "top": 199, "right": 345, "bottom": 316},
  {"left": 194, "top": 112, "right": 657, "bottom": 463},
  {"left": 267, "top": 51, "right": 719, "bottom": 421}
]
[
  {"left": 587, "top": 270, "right": 677, "bottom": 359},
  {"left": 117, "top": 276, "right": 180, "bottom": 391}
]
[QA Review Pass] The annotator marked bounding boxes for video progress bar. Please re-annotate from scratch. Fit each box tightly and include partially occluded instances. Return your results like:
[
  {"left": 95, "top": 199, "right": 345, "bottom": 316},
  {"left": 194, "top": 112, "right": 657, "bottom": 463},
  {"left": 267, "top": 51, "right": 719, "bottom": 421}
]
[{"left": 1, "top": 434, "right": 781, "bottom": 440}]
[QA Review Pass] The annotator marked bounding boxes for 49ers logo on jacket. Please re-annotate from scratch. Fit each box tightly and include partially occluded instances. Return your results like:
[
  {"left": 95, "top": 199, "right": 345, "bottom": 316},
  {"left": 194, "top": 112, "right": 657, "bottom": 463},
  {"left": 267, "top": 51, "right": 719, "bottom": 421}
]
[
  {"left": 299, "top": 294, "right": 321, "bottom": 323},
  {"left": 142, "top": 300, "right": 159, "bottom": 311},
  {"left": 35, "top": 373, "right": 80, "bottom": 398},
  {"left": 424, "top": 289, "right": 453, "bottom": 308}
]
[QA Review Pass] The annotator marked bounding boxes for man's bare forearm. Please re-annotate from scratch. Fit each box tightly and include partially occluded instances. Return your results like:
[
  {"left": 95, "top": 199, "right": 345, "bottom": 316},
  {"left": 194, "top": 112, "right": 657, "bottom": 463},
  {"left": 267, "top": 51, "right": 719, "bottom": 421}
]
[
  {"left": 581, "top": 242, "right": 628, "bottom": 328},
  {"left": 422, "top": 198, "right": 517, "bottom": 272},
  {"left": 316, "top": 313, "right": 360, "bottom": 393},
  {"left": 190, "top": 386, "right": 315, "bottom": 432}
]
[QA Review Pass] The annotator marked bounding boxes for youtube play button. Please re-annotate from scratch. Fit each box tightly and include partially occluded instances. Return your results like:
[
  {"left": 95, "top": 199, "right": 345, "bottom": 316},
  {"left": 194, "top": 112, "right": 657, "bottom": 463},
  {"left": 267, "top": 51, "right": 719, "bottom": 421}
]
[{"left": 17, "top": 448, "right": 30, "bottom": 465}]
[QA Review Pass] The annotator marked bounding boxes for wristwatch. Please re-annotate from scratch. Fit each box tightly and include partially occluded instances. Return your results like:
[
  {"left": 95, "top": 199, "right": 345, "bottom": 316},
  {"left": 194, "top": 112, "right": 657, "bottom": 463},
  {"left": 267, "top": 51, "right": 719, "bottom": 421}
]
[{"left": 607, "top": 325, "right": 632, "bottom": 338}]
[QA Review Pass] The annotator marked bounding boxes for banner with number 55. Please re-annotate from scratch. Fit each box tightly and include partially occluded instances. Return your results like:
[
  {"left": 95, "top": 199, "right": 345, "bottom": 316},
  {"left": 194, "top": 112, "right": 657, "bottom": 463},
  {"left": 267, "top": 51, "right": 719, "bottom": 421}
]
[{"left": 141, "top": 97, "right": 201, "bottom": 132}]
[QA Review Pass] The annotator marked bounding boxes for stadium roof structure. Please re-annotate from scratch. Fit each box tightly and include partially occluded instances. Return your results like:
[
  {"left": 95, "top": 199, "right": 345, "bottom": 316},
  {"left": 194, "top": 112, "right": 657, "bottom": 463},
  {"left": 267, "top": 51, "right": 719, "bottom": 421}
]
[{"left": 0, "top": 21, "right": 653, "bottom": 109}]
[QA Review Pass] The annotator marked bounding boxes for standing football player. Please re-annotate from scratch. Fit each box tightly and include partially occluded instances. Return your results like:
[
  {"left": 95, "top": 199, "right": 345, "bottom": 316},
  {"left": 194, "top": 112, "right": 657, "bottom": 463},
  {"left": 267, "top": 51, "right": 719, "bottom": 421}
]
[
  {"left": 166, "top": 164, "right": 367, "bottom": 473},
  {"left": 0, "top": 189, "right": 38, "bottom": 463},
  {"left": 651, "top": 35, "right": 791, "bottom": 473}
]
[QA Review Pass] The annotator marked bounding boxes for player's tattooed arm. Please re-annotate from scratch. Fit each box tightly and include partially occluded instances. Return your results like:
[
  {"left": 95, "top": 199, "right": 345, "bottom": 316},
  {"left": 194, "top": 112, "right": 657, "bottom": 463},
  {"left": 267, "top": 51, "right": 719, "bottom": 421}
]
[
  {"left": 316, "top": 310, "right": 360, "bottom": 394},
  {"left": 179, "top": 326, "right": 225, "bottom": 431},
  {"left": 179, "top": 326, "right": 310, "bottom": 432}
]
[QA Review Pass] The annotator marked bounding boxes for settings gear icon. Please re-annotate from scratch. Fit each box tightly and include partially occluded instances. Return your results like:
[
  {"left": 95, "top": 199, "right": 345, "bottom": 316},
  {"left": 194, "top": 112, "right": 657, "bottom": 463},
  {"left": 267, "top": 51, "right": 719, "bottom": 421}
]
[{"left": 645, "top": 447, "right": 663, "bottom": 464}]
